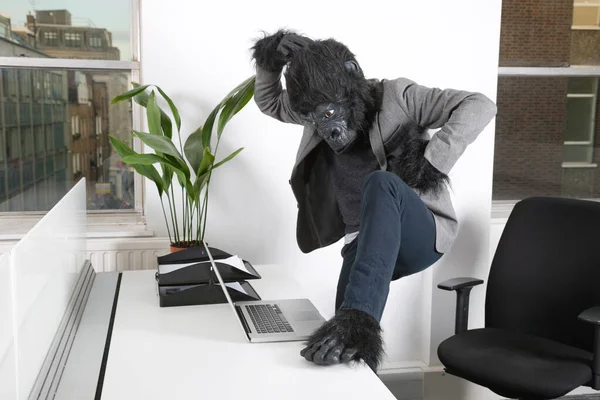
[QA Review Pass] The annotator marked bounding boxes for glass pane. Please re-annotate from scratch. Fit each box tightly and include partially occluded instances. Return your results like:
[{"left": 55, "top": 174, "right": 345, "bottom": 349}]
[
  {"left": 568, "top": 77, "right": 598, "bottom": 94},
  {"left": 563, "top": 144, "right": 594, "bottom": 163},
  {"left": 1, "top": 2, "right": 131, "bottom": 60},
  {"left": 573, "top": 6, "right": 600, "bottom": 26},
  {"left": 493, "top": 76, "right": 600, "bottom": 201},
  {"left": 0, "top": 67, "right": 134, "bottom": 212},
  {"left": 565, "top": 97, "right": 595, "bottom": 142}
]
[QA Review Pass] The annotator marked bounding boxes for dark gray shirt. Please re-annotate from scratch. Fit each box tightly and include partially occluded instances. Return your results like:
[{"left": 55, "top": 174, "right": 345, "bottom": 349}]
[{"left": 325, "top": 142, "right": 379, "bottom": 234}]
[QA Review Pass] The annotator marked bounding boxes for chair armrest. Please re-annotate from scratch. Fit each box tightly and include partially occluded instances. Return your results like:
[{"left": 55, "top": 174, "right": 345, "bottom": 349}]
[
  {"left": 437, "top": 277, "right": 484, "bottom": 335},
  {"left": 579, "top": 306, "right": 600, "bottom": 389},
  {"left": 438, "top": 277, "right": 484, "bottom": 291},
  {"left": 578, "top": 306, "right": 600, "bottom": 325}
]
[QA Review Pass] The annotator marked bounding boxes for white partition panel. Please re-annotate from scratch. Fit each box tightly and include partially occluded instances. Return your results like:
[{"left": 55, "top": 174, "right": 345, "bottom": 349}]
[
  {"left": 0, "top": 252, "right": 17, "bottom": 399},
  {"left": 10, "top": 179, "right": 87, "bottom": 399}
]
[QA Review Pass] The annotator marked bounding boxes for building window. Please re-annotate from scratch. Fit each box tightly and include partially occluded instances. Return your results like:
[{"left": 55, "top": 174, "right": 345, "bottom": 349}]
[
  {"left": 573, "top": 0, "right": 600, "bottom": 28},
  {"left": 0, "top": 3, "right": 138, "bottom": 214},
  {"left": 89, "top": 36, "right": 102, "bottom": 48},
  {"left": 43, "top": 31, "right": 58, "bottom": 46},
  {"left": 34, "top": 126, "right": 44, "bottom": 155},
  {"left": 64, "top": 32, "right": 82, "bottom": 47},
  {"left": 564, "top": 78, "right": 598, "bottom": 165},
  {"left": 0, "top": 20, "right": 9, "bottom": 39},
  {"left": 95, "top": 115, "right": 102, "bottom": 135}
]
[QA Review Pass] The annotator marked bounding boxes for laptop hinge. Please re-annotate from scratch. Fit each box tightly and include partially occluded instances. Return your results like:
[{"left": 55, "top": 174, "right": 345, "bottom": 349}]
[{"left": 235, "top": 305, "right": 252, "bottom": 338}]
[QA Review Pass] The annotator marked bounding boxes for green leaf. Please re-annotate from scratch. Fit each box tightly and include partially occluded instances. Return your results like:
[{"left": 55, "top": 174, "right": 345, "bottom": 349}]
[
  {"left": 212, "top": 147, "right": 244, "bottom": 170},
  {"left": 132, "top": 83, "right": 173, "bottom": 139},
  {"left": 197, "top": 146, "right": 215, "bottom": 178},
  {"left": 171, "top": 166, "right": 196, "bottom": 204},
  {"left": 201, "top": 75, "right": 256, "bottom": 148},
  {"left": 111, "top": 84, "right": 150, "bottom": 104},
  {"left": 161, "top": 164, "right": 174, "bottom": 192},
  {"left": 164, "top": 154, "right": 191, "bottom": 180},
  {"left": 109, "top": 135, "right": 135, "bottom": 158},
  {"left": 201, "top": 108, "right": 219, "bottom": 149},
  {"left": 109, "top": 135, "right": 164, "bottom": 196},
  {"left": 217, "top": 78, "right": 254, "bottom": 138},
  {"left": 147, "top": 91, "right": 162, "bottom": 136},
  {"left": 156, "top": 86, "right": 181, "bottom": 133},
  {"left": 184, "top": 126, "right": 204, "bottom": 173},
  {"left": 193, "top": 169, "right": 212, "bottom": 197},
  {"left": 133, "top": 130, "right": 183, "bottom": 161},
  {"left": 121, "top": 153, "right": 165, "bottom": 165}
]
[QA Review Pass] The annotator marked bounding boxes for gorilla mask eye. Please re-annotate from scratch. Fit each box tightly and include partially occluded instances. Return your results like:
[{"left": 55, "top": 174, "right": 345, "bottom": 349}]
[{"left": 325, "top": 109, "right": 335, "bottom": 118}]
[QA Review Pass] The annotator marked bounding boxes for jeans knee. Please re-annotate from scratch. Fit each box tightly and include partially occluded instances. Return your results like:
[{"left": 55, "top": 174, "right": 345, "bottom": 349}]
[{"left": 364, "top": 170, "right": 407, "bottom": 198}]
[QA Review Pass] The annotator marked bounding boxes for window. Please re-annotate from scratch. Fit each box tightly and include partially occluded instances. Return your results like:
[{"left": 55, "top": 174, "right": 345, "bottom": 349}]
[
  {"left": 1, "top": 1, "right": 140, "bottom": 216},
  {"left": 89, "top": 36, "right": 102, "bottom": 48},
  {"left": 43, "top": 31, "right": 58, "bottom": 46},
  {"left": 64, "top": 32, "right": 82, "bottom": 48},
  {"left": 573, "top": 0, "right": 600, "bottom": 28},
  {"left": 494, "top": 0, "right": 600, "bottom": 205},
  {"left": 564, "top": 78, "right": 598, "bottom": 165},
  {"left": 0, "top": 18, "right": 9, "bottom": 39}
]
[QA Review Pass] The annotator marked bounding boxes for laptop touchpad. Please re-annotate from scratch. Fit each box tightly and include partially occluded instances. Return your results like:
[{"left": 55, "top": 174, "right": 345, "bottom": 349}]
[{"left": 293, "top": 310, "right": 321, "bottom": 322}]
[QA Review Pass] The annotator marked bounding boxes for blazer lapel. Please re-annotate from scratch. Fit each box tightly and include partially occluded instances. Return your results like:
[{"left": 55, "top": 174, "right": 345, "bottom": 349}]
[{"left": 294, "top": 125, "right": 322, "bottom": 167}]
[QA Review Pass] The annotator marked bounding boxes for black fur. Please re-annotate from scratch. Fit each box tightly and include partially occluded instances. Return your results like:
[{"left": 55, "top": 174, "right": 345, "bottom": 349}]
[
  {"left": 250, "top": 29, "right": 290, "bottom": 73},
  {"left": 285, "top": 39, "right": 376, "bottom": 135},
  {"left": 388, "top": 134, "right": 450, "bottom": 194},
  {"left": 250, "top": 29, "right": 447, "bottom": 193},
  {"left": 301, "top": 308, "right": 384, "bottom": 371}
]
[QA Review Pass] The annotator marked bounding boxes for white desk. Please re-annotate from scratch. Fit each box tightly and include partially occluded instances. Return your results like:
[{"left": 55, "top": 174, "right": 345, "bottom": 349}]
[{"left": 99, "top": 265, "right": 395, "bottom": 399}]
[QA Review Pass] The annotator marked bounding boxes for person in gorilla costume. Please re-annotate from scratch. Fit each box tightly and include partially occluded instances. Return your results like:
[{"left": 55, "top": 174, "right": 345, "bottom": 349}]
[{"left": 250, "top": 29, "right": 497, "bottom": 371}]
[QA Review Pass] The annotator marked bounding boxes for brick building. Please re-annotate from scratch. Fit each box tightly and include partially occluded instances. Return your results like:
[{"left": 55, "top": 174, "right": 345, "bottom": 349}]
[
  {"left": 493, "top": 0, "right": 600, "bottom": 200},
  {"left": 24, "top": 10, "right": 120, "bottom": 60},
  {"left": 0, "top": 14, "right": 70, "bottom": 212}
]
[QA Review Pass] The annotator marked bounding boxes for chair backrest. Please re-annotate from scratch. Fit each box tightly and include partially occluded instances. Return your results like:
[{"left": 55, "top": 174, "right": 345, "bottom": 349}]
[{"left": 485, "top": 196, "right": 600, "bottom": 353}]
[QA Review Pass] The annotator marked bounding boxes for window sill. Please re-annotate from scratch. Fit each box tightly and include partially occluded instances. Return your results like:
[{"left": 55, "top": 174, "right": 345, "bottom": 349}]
[
  {"left": 572, "top": 25, "right": 600, "bottom": 31},
  {"left": 562, "top": 162, "right": 598, "bottom": 168},
  {"left": 0, "top": 213, "right": 153, "bottom": 242}
]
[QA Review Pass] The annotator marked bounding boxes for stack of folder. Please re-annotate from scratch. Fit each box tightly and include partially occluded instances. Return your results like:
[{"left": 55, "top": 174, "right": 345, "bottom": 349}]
[{"left": 154, "top": 245, "right": 261, "bottom": 307}]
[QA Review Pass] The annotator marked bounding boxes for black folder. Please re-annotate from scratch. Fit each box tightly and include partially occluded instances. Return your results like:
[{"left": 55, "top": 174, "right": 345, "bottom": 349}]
[{"left": 155, "top": 245, "right": 261, "bottom": 308}]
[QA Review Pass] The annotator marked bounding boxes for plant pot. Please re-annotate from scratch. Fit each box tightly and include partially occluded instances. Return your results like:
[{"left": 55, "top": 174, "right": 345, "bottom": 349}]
[{"left": 170, "top": 240, "right": 202, "bottom": 253}]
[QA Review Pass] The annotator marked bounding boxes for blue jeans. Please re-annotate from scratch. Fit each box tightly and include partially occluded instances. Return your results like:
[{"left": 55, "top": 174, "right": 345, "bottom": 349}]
[{"left": 336, "top": 170, "right": 443, "bottom": 322}]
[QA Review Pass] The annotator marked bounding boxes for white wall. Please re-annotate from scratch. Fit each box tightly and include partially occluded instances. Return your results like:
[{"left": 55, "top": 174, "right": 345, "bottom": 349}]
[{"left": 139, "top": 0, "right": 502, "bottom": 367}]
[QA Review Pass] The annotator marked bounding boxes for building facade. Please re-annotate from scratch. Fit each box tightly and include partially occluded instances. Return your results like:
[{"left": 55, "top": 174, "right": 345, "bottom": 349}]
[
  {"left": 0, "top": 15, "right": 70, "bottom": 212},
  {"left": 493, "top": 0, "right": 600, "bottom": 200},
  {"left": 0, "top": 10, "right": 132, "bottom": 212}
]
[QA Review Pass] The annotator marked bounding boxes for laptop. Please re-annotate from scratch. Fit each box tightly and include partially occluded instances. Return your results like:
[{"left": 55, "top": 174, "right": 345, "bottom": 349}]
[{"left": 202, "top": 241, "right": 326, "bottom": 343}]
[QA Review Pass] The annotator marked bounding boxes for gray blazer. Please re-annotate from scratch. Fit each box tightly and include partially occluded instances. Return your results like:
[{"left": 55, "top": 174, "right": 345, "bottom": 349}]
[{"left": 254, "top": 66, "right": 497, "bottom": 254}]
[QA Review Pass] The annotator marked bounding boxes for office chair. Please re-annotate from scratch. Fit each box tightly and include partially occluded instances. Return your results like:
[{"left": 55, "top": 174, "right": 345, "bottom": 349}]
[{"left": 437, "top": 196, "right": 600, "bottom": 400}]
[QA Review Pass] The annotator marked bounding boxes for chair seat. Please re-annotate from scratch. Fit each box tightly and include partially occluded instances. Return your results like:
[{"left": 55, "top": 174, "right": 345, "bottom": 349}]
[{"left": 438, "top": 328, "right": 593, "bottom": 399}]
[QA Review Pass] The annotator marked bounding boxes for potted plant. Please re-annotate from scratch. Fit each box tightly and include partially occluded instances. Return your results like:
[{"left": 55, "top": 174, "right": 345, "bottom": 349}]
[{"left": 109, "top": 76, "right": 255, "bottom": 252}]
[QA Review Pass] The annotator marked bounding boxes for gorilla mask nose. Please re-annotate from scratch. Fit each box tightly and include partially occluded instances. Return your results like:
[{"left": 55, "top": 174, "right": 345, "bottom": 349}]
[{"left": 330, "top": 127, "right": 341, "bottom": 139}]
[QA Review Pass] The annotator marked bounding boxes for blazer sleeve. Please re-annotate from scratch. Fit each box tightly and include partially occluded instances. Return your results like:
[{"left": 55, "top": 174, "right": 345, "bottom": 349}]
[
  {"left": 253, "top": 65, "right": 305, "bottom": 125},
  {"left": 392, "top": 78, "right": 497, "bottom": 174}
]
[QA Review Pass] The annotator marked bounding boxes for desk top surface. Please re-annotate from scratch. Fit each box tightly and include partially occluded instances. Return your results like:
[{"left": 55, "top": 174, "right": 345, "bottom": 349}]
[{"left": 100, "top": 266, "right": 395, "bottom": 400}]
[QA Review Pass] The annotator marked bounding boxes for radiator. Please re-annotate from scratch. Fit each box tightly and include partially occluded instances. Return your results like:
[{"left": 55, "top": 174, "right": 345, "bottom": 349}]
[{"left": 86, "top": 237, "right": 171, "bottom": 272}]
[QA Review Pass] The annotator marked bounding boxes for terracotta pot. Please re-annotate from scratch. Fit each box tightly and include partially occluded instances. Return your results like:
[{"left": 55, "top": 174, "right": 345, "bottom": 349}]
[{"left": 169, "top": 241, "right": 202, "bottom": 253}]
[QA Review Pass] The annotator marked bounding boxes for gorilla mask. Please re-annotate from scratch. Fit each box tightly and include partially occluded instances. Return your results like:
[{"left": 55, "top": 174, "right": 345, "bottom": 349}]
[{"left": 284, "top": 39, "right": 378, "bottom": 154}]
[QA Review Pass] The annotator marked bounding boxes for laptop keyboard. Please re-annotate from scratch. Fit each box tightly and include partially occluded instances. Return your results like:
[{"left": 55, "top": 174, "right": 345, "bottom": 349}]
[{"left": 245, "top": 304, "right": 295, "bottom": 334}]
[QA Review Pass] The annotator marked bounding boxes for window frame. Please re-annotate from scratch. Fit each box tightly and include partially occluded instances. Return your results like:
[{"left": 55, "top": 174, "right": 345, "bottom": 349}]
[
  {"left": 494, "top": 66, "right": 600, "bottom": 216},
  {"left": 572, "top": 1, "right": 600, "bottom": 30},
  {"left": 0, "top": 0, "right": 146, "bottom": 230}
]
